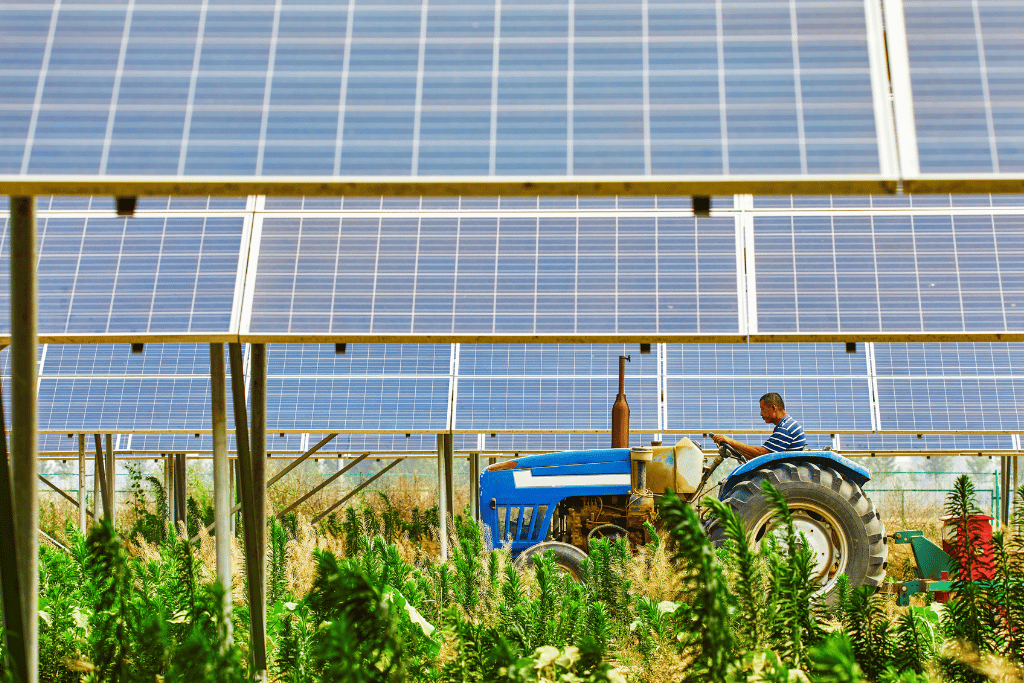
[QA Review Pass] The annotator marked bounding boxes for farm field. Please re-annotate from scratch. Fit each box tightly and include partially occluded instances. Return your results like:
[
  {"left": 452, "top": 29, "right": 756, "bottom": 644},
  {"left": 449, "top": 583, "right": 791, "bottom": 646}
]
[{"left": 31, "top": 470, "right": 1024, "bottom": 683}]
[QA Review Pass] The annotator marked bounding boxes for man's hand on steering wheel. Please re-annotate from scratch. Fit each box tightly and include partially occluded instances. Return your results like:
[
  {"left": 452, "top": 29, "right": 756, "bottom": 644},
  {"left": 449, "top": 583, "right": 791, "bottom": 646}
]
[{"left": 710, "top": 433, "right": 747, "bottom": 463}]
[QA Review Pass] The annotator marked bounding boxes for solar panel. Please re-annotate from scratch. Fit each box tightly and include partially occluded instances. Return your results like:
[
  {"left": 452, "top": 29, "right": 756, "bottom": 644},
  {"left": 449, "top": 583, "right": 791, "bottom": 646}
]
[
  {"left": 0, "top": 215, "right": 245, "bottom": 336},
  {"left": 752, "top": 213, "right": 1024, "bottom": 334},
  {"left": 42, "top": 342, "right": 211, "bottom": 375},
  {"left": 873, "top": 341, "right": 1024, "bottom": 375},
  {"left": 0, "top": 0, "right": 893, "bottom": 191},
  {"left": 664, "top": 343, "right": 875, "bottom": 432},
  {"left": 265, "top": 376, "right": 450, "bottom": 431},
  {"left": 269, "top": 342, "right": 451, "bottom": 375},
  {"left": 246, "top": 214, "right": 740, "bottom": 338},
  {"left": 902, "top": 0, "right": 1023, "bottom": 174},
  {"left": 841, "top": 433, "right": 1015, "bottom": 452},
  {"left": 37, "top": 377, "right": 223, "bottom": 432}
]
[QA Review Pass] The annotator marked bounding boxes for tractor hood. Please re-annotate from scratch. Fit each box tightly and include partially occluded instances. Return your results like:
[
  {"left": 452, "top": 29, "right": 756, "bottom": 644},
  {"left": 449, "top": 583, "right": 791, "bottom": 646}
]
[
  {"left": 484, "top": 438, "right": 704, "bottom": 495},
  {"left": 503, "top": 448, "right": 633, "bottom": 486}
]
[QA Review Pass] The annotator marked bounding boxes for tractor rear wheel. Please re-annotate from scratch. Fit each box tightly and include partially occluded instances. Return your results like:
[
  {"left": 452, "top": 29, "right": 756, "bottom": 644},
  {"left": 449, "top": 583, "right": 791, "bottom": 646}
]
[
  {"left": 515, "top": 541, "right": 588, "bottom": 581},
  {"left": 706, "top": 462, "right": 887, "bottom": 603}
]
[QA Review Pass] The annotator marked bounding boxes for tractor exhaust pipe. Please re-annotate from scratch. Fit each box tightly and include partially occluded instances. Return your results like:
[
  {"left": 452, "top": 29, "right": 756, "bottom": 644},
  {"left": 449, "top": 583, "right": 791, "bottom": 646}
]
[{"left": 612, "top": 355, "right": 631, "bottom": 448}]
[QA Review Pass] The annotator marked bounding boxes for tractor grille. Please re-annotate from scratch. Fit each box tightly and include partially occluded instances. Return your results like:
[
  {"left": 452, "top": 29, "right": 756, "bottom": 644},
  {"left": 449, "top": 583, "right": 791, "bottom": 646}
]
[{"left": 497, "top": 505, "right": 547, "bottom": 543}]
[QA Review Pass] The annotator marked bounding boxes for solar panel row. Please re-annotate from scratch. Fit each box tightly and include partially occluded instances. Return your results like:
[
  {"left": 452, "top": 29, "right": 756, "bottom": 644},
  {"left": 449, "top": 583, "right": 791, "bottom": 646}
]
[
  {"left": 3, "top": 208, "right": 1021, "bottom": 338},
  {"left": 13, "top": 342, "right": 1024, "bottom": 441},
  {"left": 0, "top": 0, "right": 885, "bottom": 177}
]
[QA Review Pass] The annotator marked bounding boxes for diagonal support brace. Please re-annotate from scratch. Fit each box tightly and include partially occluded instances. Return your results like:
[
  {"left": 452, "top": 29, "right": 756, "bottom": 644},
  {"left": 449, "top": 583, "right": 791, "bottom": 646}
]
[{"left": 313, "top": 458, "right": 403, "bottom": 524}]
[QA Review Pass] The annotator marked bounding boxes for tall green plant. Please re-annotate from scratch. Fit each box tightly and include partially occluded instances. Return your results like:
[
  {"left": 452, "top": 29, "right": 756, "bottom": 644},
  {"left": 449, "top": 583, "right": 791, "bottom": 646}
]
[
  {"left": 306, "top": 550, "right": 405, "bottom": 683},
  {"left": 166, "top": 582, "right": 246, "bottom": 683},
  {"left": 658, "top": 489, "right": 732, "bottom": 683},
  {"left": 83, "top": 518, "right": 134, "bottom": 682},
  {"left": 759, "top": 481, "right": 824, "bottom": 668},
  {"left": 702, "top": 496, "right": 766, "bottom": 652},
  {"left": 268, "top": 517, "right": 291, "bottom": 604},
  {"left": 125, "top": 464, "right": 168, "bottom": 544}
]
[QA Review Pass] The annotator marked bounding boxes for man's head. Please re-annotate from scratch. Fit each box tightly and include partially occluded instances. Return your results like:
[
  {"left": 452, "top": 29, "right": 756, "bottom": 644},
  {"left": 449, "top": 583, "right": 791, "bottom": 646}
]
[{"left": 759, "top": 392, "right": 786, "bottom": 424}]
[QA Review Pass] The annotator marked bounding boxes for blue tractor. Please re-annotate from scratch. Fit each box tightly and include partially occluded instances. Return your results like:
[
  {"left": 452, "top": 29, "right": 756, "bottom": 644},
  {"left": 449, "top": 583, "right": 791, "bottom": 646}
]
[{"left": 478, "top": 437, "right": 888, "bottom": 602}]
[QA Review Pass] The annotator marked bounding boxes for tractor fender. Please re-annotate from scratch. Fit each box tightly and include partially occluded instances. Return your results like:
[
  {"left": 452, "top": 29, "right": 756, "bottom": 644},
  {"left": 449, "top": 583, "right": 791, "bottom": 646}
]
[{"left": 718, "top": 450, "right": 870, "bottom": 499}]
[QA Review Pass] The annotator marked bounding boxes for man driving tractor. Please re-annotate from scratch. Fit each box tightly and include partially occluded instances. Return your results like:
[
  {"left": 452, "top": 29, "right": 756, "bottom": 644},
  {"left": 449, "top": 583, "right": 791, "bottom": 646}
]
[{"left": 711, "top": 392, "right": 806, "bottom": 458}]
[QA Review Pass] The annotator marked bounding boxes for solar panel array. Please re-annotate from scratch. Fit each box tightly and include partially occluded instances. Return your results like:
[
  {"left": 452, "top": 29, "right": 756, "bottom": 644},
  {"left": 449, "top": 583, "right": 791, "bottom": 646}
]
[
  {"left": 0, "top": 0, "right": 889, "bottom": 179},
  {"left": 11, "top": 337, "right": 1022, "bottom": 456},
  {"left": 3, "top": 0, "right": 1024, "bottom": 461},
  {"left": 4, "top": 202, "right": 1022, "bottom": 341}
]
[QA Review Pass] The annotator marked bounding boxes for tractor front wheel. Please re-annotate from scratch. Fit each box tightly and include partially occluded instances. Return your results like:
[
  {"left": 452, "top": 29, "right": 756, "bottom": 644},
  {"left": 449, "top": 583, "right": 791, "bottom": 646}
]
[
  {"left": 515, "top": 541, "right": 588, "bottom": 581},
  {"left": 706, "top": 462, "right": 887, "bottom": 603}
]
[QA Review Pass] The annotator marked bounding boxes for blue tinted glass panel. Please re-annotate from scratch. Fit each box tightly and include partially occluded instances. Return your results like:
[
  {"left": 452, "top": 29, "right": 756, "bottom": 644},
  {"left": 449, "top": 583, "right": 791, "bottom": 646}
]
[{"left": 249, "top": 215, "right": 741, "bottom": 335}]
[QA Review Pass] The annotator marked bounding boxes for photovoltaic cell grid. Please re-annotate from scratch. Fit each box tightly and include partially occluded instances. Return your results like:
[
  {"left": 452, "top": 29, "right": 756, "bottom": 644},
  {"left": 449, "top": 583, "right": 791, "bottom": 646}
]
[
  {"left": 752, "top": 194, "right": 1024, "bottom": 209},
  {"left": 873, "top": 342, "right": 1024, "bottom": 375},
  {"left": 454, "top": 345, "right": 658, "bottom": 431},
  {"left": 0, "top": 216, "right": 244, "bottom": 335},
  {"left": 664, "top": 343, "right": 872, "bottom": 432},
  {"left": 842, "top": 434, "right": 1015, "bottom": 452},
  {"left": 458, "top": 343, "right": 660, "bottom": 376},
  {"left": 270, "top": 343, "right": 452, "bottom": 376},
  {"left": 873, "top": 342, "right": 1024, "bottom": 433},
  {"left": 0, "top": 0, "right": 883, "bottom": 177},
  {"left": 248, "top": 215, "right": 739, "bottom": 335},
  {"left": 753, "top": 214, "right": 1024, "bottom": 333},
  {"left": 262, "top": 196, "right": 735, "bottom": 211},
  {"left": 903, "top": 0, "right": 1024, "bottom": 173},
  {"left": 8, "top": 342, "right": 1024, "bottom": 451}
]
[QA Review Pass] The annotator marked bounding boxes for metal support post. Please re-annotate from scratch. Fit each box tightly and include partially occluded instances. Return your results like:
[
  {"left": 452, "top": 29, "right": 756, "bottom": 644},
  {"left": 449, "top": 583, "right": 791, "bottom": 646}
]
[
  {"left": 105, "top": 434, "right": 115, "bottom": 527},
  {"left": 443, "top": 433, "right": 455, "bottom": 522},
  {"left": 230, "top": 458, "right": 237, "bottom": 536},
  {"left": 228, "top": 342, "right": 267, "bottom": 677},
  {"left": 210, "top": 344, "right": 232, "bottom": 637},
  {"left": 163, "top": 454, "right": 173, "bottom": 528},
  {"left": 250, "top": 343, "right": 267, "bottom": 611},
  {"left": 1000, "top": 455, "right": 1011, "bottom": 526},
  {"left": 174, "top": 453, "right": 187, "bottom": 530},
  {"left": 10, "top": 195, "right": 38, "bottom": 683},
  {"left": 94, "top": 435, "right": 110, "bottom": 520},
  {"left": 78, "top": 434, "right": 87, "bottom": 533},
  {"left": 436, "top": 435, "right": 448, "bottom": 561},
  {"left": 0, "top": 366, "right": 27, "bottom": 683},
  {"left": 469, "top": 451, "right": 480, "bottom": 521}
]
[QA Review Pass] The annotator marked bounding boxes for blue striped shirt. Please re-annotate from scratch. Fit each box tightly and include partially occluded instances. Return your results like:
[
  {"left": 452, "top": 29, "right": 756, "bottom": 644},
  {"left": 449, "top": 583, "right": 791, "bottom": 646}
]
[{"left": 763, "top": 414, "right": 806, "bottom": 452}]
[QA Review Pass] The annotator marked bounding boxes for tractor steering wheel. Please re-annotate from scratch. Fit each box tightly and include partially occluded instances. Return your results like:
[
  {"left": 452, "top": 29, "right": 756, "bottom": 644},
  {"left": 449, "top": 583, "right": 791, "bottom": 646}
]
[{"left": 717, "top": 439, "right": 747, "bottom": 463}]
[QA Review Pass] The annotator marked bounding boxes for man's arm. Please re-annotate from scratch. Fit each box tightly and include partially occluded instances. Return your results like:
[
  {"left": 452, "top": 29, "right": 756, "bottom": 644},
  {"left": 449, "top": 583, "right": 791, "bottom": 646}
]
[{"left": 710, "top": 434, "right": 769, "bottom": 460}]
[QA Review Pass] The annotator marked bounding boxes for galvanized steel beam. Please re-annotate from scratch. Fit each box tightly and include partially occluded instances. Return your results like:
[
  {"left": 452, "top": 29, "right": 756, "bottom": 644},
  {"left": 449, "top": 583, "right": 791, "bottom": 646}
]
[
  {"left": 78, "top": 434, "right": 87, "bottom": 533},
  {"left": 174, "top": 453, "right": 188, "bottom": 530},
  {"left": 93, "top": 434, "right": 110, "bottom": 520},
  {"left": 469, "top": 452, "right": 480, "bottom": 522},
  {"left": 276, "top": 452, "right": 372, "bottom": 519},
  {"left": 105, "top": 434, "right": 115, "bottom": 527},
  {"left": 312, "top": 458, "right": 403, "bottom": 524},
  {"left": 0, "top": 174, "right": 902, "bottom": 198},
  {"left": 267, "top": 434, "right": 338, "bottom": 486},
  {"left": 250, "top": 344, "right": 267, "bottom": 612},
  {"left": 38, "top": 474, "right": 94, "bottom": 519},
  {"left": 0, "top": 371, "right": 27, "bottom": 683},
  {"left": 228, "top": 342, "right": 267, "bottom": 677},
  {"left": 436, "top": 434, "right": 448, "bottom": 561},
  {"left": 210, "top": 343, "right": 232, "bottom": 638},
  {"left": 10, "top": 195, "right": 37, "bottom": 683}
]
